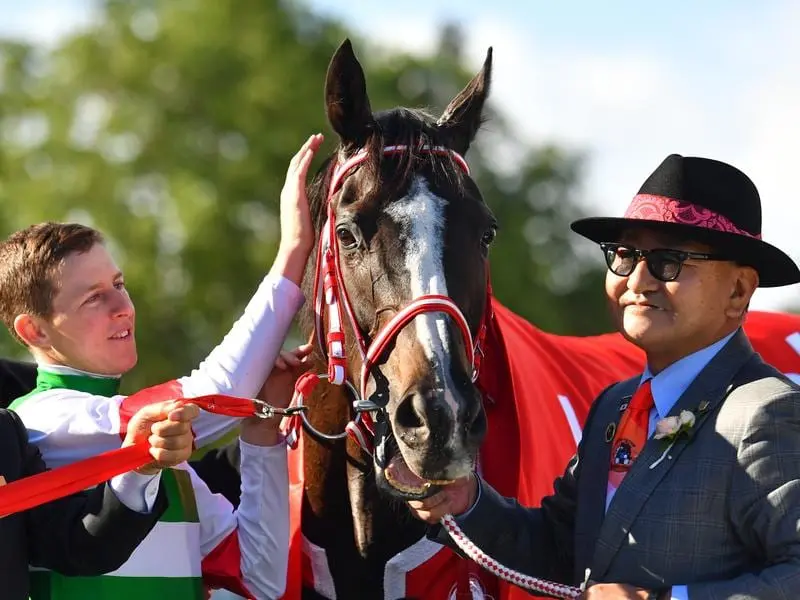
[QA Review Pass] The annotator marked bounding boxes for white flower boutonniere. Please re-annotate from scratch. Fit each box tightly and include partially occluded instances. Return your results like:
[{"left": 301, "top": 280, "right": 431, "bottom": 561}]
[
  {"left": 653, "top": 410, "right": 696, "bottom": 441},
  {"left": 649, "top": 409, "right": 699, "bottom": 470}
]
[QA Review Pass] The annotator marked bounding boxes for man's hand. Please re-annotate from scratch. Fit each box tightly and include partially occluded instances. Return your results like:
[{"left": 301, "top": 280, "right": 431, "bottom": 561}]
[
  {"left": 407, "top": 473, "right": 479, "bottom": 524},
  {"left": 123, "top": 401, "right": 200, "bottom": 475},
  {"left": 580, "top": 583, "right": 653, "bottom": 599},
  {"left": 240, "top": 344, "right": 313, "bottom": 446}
]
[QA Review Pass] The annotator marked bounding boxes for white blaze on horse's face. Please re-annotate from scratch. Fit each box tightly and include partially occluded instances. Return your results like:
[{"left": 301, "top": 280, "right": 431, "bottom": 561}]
[{"left": 384, "top": 176, "right": 460, "bottom": 421}]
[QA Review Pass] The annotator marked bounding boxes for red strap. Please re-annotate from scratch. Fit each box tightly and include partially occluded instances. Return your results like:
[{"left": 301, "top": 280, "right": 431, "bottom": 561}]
[
  {"left": 189, "top": 394, "right": 265, "bottom": 418},
  {"left": 294, "top": 372, "right": 321, "bottom": 399},
  {"left": 0, "top": 394, "right": 263, "bottom": 518},
  {"left": 119, "top": 380, "right": 185, "bottom": 439},
  {"left": 0, "top": 443, "right": 151, "bottom": 518},
  {"left": 327, "top": 330, "right": 345, "bottom": 346}
]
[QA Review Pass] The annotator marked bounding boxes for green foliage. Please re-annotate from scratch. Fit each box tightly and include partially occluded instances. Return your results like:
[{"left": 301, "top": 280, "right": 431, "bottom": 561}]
[{"left": 0, "top": 0, "right": 611, "bottom": 392}]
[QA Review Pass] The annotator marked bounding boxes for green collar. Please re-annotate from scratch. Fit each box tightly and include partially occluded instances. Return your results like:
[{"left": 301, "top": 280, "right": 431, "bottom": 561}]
[{"left": 35, "top": 367, "right": 121, "bottom": 396}]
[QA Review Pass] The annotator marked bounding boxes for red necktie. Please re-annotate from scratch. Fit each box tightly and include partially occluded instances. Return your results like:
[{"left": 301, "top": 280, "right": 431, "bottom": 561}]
[{"left": 608, "top": 379, "right": 654, "bottom": 492}]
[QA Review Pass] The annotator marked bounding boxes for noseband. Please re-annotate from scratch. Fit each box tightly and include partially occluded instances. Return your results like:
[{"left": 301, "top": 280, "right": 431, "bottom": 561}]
[{"left": 283, "top": 144, "right": 489, "bottom": 453}]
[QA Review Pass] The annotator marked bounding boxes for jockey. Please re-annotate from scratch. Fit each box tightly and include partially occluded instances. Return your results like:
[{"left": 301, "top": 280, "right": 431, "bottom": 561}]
[{"left": 0, "top": 133, "right": 324, "bottom": 600}]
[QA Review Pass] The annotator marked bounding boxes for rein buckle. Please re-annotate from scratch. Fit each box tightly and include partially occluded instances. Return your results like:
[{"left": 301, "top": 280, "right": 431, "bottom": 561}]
[{"left": 252, "top": 399, "right": 309, "bottom": 420}]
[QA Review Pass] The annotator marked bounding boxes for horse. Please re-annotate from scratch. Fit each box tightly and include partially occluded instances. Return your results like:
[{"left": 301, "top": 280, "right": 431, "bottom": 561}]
[{"left": 283, "top": 39, "right": 800, "bottom": 600}]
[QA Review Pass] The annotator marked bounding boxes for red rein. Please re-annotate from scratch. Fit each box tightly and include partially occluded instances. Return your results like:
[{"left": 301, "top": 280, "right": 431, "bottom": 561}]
[{"left": 0, "top": 394, "right": 265, "bottom": 518}]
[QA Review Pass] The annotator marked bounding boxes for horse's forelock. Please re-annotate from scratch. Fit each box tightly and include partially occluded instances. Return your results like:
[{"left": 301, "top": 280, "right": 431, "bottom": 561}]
[
  {"left": 368, "top": 108, "right": 467, "bottom": 199},
  {"left": 310, "top": 107, "right": 469, "bottom": 221}
]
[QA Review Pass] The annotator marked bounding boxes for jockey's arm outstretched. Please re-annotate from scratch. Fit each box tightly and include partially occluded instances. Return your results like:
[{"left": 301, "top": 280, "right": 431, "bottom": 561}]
[{"left": 2, "top": 133, "right": 325, "bottom": 599}]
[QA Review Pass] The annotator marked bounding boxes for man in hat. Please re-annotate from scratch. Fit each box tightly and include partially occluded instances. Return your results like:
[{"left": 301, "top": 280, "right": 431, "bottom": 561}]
[{"left": 407, "top": 154, "right": 800, "bottom": 599}]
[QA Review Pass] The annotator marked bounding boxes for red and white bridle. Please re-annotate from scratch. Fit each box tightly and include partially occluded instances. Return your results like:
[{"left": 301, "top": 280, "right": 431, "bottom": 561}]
[
  {"left": 283, "top": 143, "right": 488, "bottom": 453},
  {"left": 280, "top": 142, "right": 583, "bottom": 599}
]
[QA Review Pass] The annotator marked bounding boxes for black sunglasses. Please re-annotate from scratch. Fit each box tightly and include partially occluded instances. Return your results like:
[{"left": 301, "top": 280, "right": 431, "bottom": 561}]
[{"left": 600, "top": 242, "right": 731, "bottom": 282}]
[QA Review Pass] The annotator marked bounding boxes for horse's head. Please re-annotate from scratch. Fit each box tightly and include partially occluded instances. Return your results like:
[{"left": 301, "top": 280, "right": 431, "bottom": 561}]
[{"left": 303, "top": 40, "right": 495, "bottom": 502}]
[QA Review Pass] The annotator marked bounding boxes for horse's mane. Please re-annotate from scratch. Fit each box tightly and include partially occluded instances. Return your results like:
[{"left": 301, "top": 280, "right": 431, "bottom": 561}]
[{"left": 307, "top": 107, "right": 468, "bottom": 232}]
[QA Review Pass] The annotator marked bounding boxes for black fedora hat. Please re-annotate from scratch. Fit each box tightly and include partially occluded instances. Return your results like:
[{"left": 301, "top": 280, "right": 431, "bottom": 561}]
[{"left": 570, "top": 154, "right": 800, "bottom": 287}]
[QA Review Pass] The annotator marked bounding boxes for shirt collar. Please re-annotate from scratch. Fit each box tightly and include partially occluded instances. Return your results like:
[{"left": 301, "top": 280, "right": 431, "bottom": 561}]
[
  {"left": 37, "top": 362, "right": 121, "bottom": 379},
  {"left": 35, "top": 365, "right": 121, "bottom": 396},
  {"left": 640, "top": 330, "right": 737, "bottom": 418}
]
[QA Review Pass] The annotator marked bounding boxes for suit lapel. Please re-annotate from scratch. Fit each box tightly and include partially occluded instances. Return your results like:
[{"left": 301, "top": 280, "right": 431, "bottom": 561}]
[
  {"left": 574, "top": 380, "right": 637, "bottom": 580},
  {"left": 589, "top": 330, "right": 755, "bottom": 580}
]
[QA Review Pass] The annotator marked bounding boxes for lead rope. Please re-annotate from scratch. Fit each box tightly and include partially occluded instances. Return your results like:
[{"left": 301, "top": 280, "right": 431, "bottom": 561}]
[{"left": 442, "top": 515, "right": 582, "bottom": 598}]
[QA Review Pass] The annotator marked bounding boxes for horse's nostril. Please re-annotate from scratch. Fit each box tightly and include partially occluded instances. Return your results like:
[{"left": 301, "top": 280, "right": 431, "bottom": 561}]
[
  {"left": 395, "top": 391, "right": 427, "bottom": 431},
  {"left": 464, "top": 401, "right": 487, "bottom": 444}
]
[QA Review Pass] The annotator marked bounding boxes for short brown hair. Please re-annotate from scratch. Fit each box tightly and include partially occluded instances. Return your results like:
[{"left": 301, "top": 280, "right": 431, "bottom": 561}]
[{"left": 0, "top": 222, "right": 104, "bottom": 343}]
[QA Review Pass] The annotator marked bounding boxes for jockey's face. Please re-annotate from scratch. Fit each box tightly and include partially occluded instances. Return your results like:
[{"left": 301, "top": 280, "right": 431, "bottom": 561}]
[
  {"left": 605, "top": 228, "right": 757, "bottom": 373},
  {"left": 33, "top": 243, "right": 137, "bottom": 376}
]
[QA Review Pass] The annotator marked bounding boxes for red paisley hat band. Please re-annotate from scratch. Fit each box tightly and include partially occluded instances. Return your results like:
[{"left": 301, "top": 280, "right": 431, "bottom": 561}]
[{"left": 624, "top": 194, "right": 762, "bottom": 240}]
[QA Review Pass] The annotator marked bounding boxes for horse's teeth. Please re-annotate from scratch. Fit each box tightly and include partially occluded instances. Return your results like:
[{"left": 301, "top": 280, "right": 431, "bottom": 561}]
[{"left": 383, "top": 470, "right": 428, "bottom": 494}]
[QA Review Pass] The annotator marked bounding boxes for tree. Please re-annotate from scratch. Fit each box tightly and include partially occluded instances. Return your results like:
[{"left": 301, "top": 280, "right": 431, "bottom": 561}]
[{"left": 0, "top": 0, "right": 610, "bottom": 393}]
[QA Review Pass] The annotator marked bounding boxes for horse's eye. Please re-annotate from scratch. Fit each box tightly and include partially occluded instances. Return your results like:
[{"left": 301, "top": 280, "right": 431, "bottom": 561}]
[
  {"left": 481, "top": 227, "right": 497, "bottom": 248},
  {"left": 336, "top": 225, "right": 359, "bottom": 250}
]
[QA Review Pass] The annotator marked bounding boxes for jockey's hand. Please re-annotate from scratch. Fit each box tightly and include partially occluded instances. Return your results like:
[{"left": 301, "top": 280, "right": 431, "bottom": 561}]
[
  {"left": 407, "top": 473, "right": 479, "bottom": 524},
  {"left": 240, "top": 343, "right": 313, "bottom": 446},
  {"left": 580, "top": 583, "right": 653, "bottom": 599},
  {"left": 259, "top": 343, "right": 313, "bottom": 410},
  {"left": 272, "top": 133, "right": 324, "bottom": 286},
  {"left": 123, "top": 401, "right": 200, "bottom": 475}
]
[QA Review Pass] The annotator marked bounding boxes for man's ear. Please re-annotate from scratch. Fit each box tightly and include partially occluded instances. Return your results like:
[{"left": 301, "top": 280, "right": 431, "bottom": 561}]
[
  {"left": 14, "top": 314, "right": 50, "bottom": 349},
  {"left": 726, "top": 266, "right": 759, "bottom": 319}
]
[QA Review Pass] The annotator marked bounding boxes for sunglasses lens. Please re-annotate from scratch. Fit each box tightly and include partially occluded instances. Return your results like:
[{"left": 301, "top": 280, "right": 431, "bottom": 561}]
[
  {"left": 605, "top": 245, "right": 636, "bottom": 276},
  {"left": 648, "top": 251, "right": 682, "bottom": 281}
]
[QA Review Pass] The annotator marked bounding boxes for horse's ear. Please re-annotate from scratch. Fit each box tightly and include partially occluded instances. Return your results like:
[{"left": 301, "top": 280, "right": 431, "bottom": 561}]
[
  {"left": 437, "top": 47, "right": 492, "bottom": 155},
  {"left": 325, "top": 39, "right": 375, "bottom": 149}
]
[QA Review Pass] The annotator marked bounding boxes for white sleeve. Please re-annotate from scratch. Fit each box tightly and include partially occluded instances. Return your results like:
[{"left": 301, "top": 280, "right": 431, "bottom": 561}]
[
  {"left": 15, "top": 389, "right": 126, "bottom": 468},
  {"left": 236, "top": 439, "right": 290, "bottom": 597},
  {"left": 175, "top": 273, "right": 305, "bottom": 448},
  {"left": 183, "top": 439, "right": 289, "bottom": 598},
  {"left": 178, "top": 273, "right": 304, "bottom": 399},
  {"left": 109, "top": 470, "right": 162, "bottom": 513}
]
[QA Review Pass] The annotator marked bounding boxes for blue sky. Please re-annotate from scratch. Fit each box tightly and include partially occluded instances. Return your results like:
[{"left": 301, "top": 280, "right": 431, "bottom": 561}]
[{"left": 1, "top": 0, "right": 798, "bottom": 311}]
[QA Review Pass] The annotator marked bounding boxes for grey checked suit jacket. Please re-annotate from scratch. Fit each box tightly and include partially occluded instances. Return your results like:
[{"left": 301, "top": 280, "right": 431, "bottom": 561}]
[{"left": 431, "top": 329, "right": 800, "bottom": 599}]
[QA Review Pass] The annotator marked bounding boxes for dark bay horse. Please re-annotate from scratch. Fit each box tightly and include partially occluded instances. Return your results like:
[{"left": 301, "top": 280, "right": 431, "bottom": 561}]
[
  {"left": 291, "top": 39, "right": 496, "bottom": 599},
  {"left": 286, "top": 40, "right": 800, "bottom": 600}
]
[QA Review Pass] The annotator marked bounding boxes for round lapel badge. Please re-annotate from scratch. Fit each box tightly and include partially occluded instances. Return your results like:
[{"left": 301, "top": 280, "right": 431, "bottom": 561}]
[{"left": 605, "top": 422, "right": 616, "bottom": 442}]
